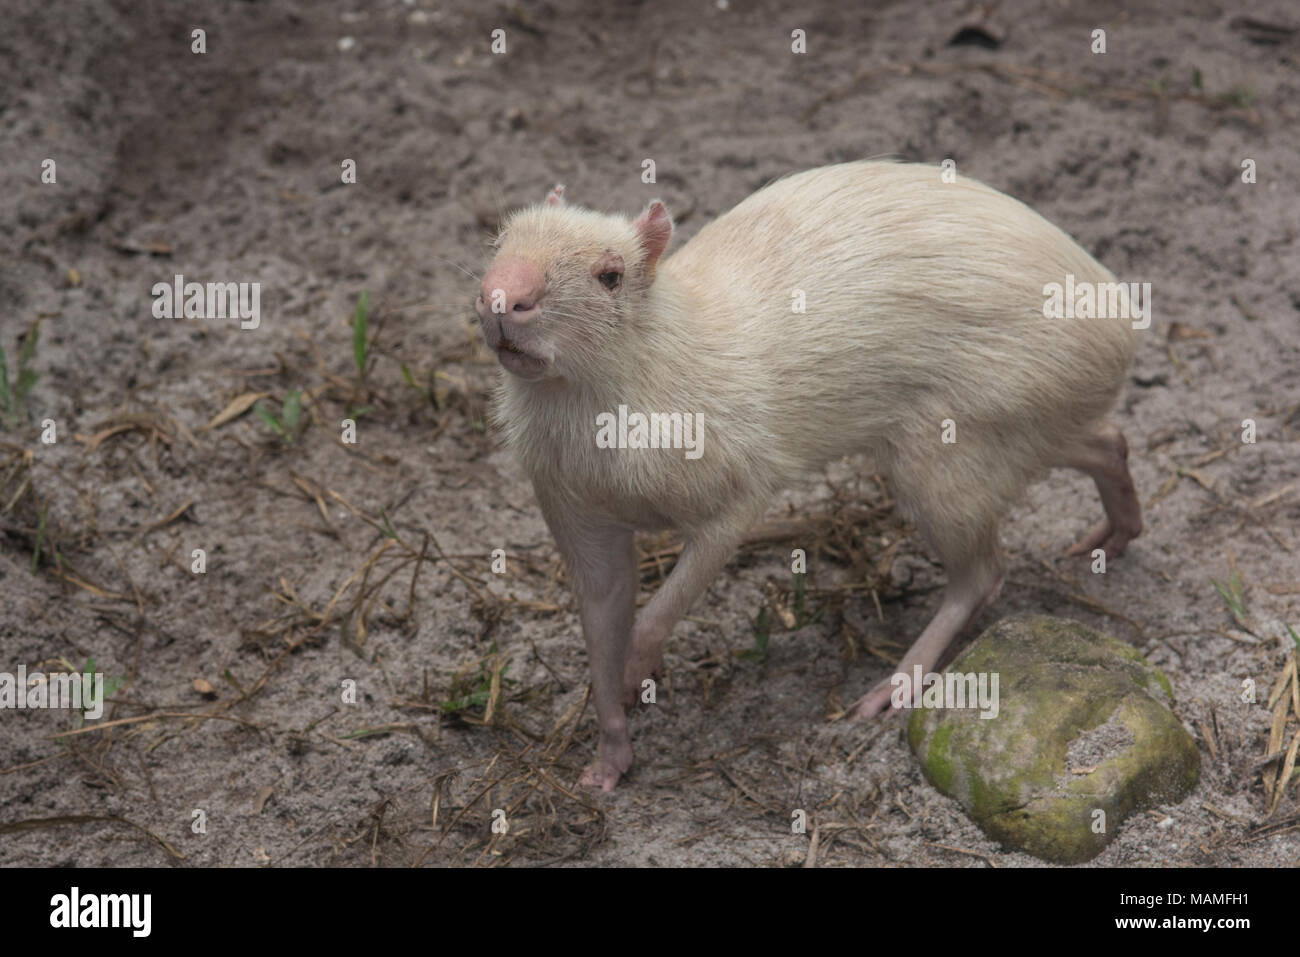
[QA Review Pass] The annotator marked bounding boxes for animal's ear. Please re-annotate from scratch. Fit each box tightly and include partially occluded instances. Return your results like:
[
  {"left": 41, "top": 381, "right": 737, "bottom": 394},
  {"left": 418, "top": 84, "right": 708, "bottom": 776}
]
[
  {"left": 545, "top": 184, "right": 566, "bottom": 207},
  {"left": 632, "top": 200, "right": 672, "bottom": 276}
]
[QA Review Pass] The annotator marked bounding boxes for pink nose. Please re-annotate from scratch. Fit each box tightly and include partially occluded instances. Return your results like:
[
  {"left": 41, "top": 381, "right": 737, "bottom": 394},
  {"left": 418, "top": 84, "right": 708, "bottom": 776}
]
[{"left": 478, "top": 258, "right": 544, "bottom": 322}]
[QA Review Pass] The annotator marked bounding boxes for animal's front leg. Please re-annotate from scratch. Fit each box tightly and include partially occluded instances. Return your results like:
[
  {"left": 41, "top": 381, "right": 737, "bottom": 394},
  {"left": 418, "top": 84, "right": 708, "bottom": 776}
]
[
  {"left": 574, "top": 530, "right": 639, "bottom": 791},
  {"left": 623, "top": 529, "right": 745, "bottom": 705},
  {"left": 540, "top": 498, "right": 638, "bottom": 791}
]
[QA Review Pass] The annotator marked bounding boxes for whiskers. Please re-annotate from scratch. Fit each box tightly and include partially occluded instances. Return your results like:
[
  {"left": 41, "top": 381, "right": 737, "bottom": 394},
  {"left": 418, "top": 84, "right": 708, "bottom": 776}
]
[{"left": 433, "top": 255, "right": 482, "bottom": 283}]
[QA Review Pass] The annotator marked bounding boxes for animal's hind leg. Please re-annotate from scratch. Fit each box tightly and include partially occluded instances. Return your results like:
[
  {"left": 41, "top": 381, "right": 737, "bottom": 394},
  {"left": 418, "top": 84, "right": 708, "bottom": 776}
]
[
  {"left": 850, "top": 520, "right": 1005, "bottom": 720},
  {"left": 1060, "top": 422, "right": 1142, "bottom": 557}
]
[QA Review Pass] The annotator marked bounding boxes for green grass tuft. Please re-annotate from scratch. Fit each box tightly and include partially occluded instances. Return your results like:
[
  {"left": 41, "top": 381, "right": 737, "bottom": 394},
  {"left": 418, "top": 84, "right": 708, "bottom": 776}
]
[
  {"left": 1210, "top": 568, "right": 1249, "bottom": 631},
  {"left": 253, "top": 390, "right": 304, "bottom": 444},
  {"left": 352, "top": 291, "right": 370, "bottom": 380},
  {"left": 0, "top": 319, "right": 41, "bottom": 431}
]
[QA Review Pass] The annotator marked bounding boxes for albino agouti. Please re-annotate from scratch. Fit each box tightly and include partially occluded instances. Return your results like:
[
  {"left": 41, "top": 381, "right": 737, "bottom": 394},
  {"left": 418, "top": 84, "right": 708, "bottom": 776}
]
[{"left": 474, "top": 162, "right": 1142, "bottom": 791}]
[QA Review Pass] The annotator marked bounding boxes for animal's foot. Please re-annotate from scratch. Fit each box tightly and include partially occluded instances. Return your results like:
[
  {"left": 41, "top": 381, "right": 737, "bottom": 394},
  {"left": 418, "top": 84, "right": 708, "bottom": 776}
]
[
  {"left": 849, "top": 677, "right": 905, "bottom": 721},
  {"left": 1065, "top": 518, "right": 1137, "bottom": 557},
  {"left": 578, "top": 734, "right": 633, "bottom": 793},
  {"left": 622, "top": 647, "right": 664, "bottom": 706},
  {"left": 578, "top": 761, "right": 625, "bottom": 792}
]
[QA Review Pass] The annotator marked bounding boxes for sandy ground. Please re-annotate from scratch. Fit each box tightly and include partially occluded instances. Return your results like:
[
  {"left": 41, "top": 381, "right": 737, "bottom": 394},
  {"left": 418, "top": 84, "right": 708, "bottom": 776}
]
[{"left": 1, "top": 0, "right": 1298, "bottom": 867}]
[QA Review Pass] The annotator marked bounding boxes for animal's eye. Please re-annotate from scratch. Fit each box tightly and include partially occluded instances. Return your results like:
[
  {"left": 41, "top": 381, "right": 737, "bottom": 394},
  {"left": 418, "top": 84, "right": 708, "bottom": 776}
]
[{"left": 598, "top": 271, "right": 621, "bottom": 290}]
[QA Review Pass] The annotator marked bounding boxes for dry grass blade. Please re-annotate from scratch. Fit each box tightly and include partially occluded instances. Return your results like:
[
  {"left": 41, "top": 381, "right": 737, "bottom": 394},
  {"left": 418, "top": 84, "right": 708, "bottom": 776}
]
[
  {"left": 924, "top": 841, "right": 998, "bottom": 867},
  {"left": 1266, "top": 654, "right": 1295, "bottom": 711},
  {"left": 803, "top": 824, "right": 820, "bottom": 868},
  {"left": 50, "top": 710, "right": 265, "bottom": 738},
  {"left": 543, "top": 685, "right": 590, "bottom": 757},
  {"left": 200, "top": 391, "right": 270, "bottom": 431},
  {"left": 1264, "top": 693, "right": 1289, "bottom": 801},
  {"left": 1271, "top": 729, "right": 1300, "bottom": 816},
  {"left": 76, "top": 422, "right": 138, "bottom": 451},
  {"left": 76, "top": 413, "right": 173, "bottom": 451},
  {"left": 51, "top": 570, "right": 130, "bottom": 601},
  {"left": 1029, "top": 562, "right": 1148, "bottom": 635},
  {"left": 0, "top": 814, "right": 185, "bottom": 860},
  {"left": 1250, "top": 482, "right": 1296, "bottom": 509},
  {"left": 138, "top": 499, "right": 195, "bottom": 538},
  {"left": 311, "top": 540, "right": 394, "bottom": 638},
  {"left": 483, "top": 652, "right": 504, "bottom": 725},
  {"left": 290, "top": 471, "right": 335, "bottom": 530}
]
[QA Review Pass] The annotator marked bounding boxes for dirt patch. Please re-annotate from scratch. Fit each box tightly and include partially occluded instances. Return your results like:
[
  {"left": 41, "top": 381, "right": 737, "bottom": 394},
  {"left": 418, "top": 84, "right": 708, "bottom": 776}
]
[
  {"left": 1, "top": 0, "right": 1298, "bottom": 867},
  {"left": 1066, "top": 710, "right": 1138, "bottom": 776}
]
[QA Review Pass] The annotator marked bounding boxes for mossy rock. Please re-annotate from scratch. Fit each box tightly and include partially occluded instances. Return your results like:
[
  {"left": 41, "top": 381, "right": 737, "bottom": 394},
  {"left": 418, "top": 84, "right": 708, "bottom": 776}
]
[{"left": 907, "top": 614, "right": 1199, "bottom": 863}]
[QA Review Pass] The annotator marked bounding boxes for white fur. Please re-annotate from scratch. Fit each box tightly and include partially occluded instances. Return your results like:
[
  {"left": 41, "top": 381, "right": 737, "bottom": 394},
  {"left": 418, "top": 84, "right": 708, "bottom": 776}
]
[
  {"left": 494, "top": 161, "right": 1134, "bottom": 557},
  {"left": 482, "top": 160, "right": 1138, "bottom": 788}
]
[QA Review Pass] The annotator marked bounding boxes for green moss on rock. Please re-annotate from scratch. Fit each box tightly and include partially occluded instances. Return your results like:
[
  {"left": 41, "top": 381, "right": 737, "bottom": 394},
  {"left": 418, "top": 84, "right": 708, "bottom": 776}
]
[
  {"left": 907, "top": 614, "right": 1199, "bottom": 863},
  {"left": 925, "top": 722, "right": 956, "bottom": 792}
]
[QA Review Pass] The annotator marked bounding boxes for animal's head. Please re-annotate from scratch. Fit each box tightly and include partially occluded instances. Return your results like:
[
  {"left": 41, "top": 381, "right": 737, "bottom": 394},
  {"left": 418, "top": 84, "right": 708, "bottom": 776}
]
[{"left": 474, "top": 184, "right": 673, "bottom": 382}]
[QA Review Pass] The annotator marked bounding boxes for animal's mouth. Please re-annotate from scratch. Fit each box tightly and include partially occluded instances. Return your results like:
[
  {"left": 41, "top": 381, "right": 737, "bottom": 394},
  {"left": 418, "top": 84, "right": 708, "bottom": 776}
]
[{"left": 495, "top": 337, "right": 548, "bottom": 378}]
